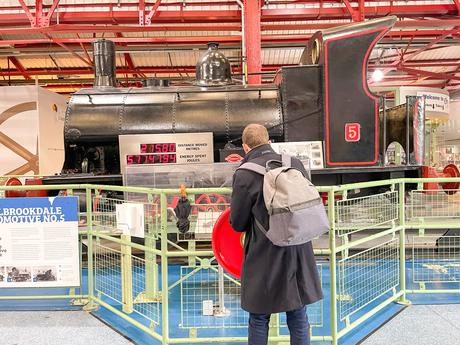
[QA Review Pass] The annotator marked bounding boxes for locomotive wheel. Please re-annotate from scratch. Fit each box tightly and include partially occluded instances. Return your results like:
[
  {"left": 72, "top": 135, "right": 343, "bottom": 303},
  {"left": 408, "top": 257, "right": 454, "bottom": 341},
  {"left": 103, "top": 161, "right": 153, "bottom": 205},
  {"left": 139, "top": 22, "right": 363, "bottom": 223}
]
[
  {"left": 0, "top": 102, "right": 39, "bottom": 175},
  {"left": 195, "top": 193, "right": 228, "bottom": 212},
  {"left": 441, "top": 164, "right": 460, "bottom": 195}
]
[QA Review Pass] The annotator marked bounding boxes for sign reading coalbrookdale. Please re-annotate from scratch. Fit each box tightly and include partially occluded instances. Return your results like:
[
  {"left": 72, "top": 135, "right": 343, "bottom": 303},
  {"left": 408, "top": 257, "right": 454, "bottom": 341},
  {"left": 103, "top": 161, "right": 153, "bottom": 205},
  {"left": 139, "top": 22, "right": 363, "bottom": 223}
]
[
  {"left": 0, "top": 205, "right": 66, "bottom": 223},
  {"left": 0, "top": 197, "right": 80, "bottom": 288}
]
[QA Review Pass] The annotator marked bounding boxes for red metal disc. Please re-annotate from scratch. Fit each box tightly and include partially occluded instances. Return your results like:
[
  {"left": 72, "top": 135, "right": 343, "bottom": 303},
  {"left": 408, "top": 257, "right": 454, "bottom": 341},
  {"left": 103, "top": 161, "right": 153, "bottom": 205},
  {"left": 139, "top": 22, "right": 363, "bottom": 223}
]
[
  {"left": 441, "top": 164, "right": 460, "bottom": 194},
  {"left": 212, "top": 208, "right": 244, "bottom": 279},
  {"left": 25, "top": 178, "right": 48, "bottom": 197},
  {"left": 5, "top": 177, "right": 26, "bottom": 198}
]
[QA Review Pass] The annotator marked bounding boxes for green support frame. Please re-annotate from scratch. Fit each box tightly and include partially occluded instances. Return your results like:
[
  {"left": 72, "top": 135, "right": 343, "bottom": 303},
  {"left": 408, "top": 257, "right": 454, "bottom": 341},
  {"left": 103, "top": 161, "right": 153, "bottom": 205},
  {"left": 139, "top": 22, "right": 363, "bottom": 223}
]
[{"left": 1, "top": 177, "right": 460, "bottom": 344}]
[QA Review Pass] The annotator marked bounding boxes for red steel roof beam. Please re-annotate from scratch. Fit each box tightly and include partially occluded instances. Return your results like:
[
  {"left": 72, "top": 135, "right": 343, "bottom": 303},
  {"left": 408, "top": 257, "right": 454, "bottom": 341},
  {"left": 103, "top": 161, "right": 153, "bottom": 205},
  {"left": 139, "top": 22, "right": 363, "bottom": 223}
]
[
  {"left": 17, "top": 0, "right": 35, "bottom": 27},
  {"left": 342, "top": 0, "right": 359, "bottom": 21},
  {"left": 41, "top": 0, "right": 60, "bottom": 27},
  {"left": 0, "top": 64, "right": 287, "bottom": 77},
  {"left": 443, "top": 64, "right": 460, "bottom": 87},
  {"left": 8, "top": 56, "right": 32, "bottom": 80},
  {"left": 358, "top": 0, "right": 365, "bottom": 21},
  {"left": 0, "top": 4, "right": 458, "bottom": 26},
  {"left": 35, "top": 0, "right": 43, "bottom": 27},
  {"left": 245, "top": 0, "right": 262, "bottom": 84},
  {"left": 3, "top": 63, "right": 460, "bottom": 78},
  {"left": 0, "top": 1, "right": 443, "bottom": 11},
  {"left": 370, "top": 61, "right": 460, "bottom": 68},
  {"left": 145, "top": 0, "right": 162, "bottom": 25},
  {"left": 2, "top": 29, "right": 460, "bottom": 48},
  {"left": 0, "top": 19, "right": 458, "bottom": 36},
  {"left": 0, "top": 23, "right": 242, "bottom": 35},
  {"left": 378, "top": 28, "right": 460, "bottom": 75},
  {"left": 16, "top": 0, "right": 60, "bottom": 28},
  {"left": 397, "top": 66, "right": 460, "bottom": 82},
  {"left": 454, "top": 0, "right": 460, "bottom": 14},
  {"left": 400, "top": 28, "right": 460, "bottom": 63},
  {"left": 261, "top": 5, "right": 458, "bottom": 21},
  {"left": 115, "top": 32, "right": 146, "bottom": 79},
  {"left": 139, "top": 0, "right": 146, "bottom": 25},
  {"left": 76, "top": 33, "right": 93, "bottom": 65},
  {"left": 41, "top": 33, "right": 93, "bottom": 67},
  {"left": 1, "top": 33, "right": 458, "bottom": 47}
]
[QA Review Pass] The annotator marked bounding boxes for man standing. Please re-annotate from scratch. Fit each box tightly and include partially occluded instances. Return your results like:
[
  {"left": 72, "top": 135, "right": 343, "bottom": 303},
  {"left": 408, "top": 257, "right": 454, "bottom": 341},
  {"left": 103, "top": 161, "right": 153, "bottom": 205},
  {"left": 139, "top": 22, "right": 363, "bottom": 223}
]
[{"left": 230, "top": 124, "right": 323, "bottom": 345}]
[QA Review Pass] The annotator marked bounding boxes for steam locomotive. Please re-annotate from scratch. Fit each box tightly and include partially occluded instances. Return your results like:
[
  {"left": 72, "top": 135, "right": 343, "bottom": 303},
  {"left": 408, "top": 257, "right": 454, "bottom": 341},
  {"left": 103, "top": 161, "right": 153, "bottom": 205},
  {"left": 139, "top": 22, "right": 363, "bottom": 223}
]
[{"left": 47, "top": 16, "right": 426, "bottom": 187}]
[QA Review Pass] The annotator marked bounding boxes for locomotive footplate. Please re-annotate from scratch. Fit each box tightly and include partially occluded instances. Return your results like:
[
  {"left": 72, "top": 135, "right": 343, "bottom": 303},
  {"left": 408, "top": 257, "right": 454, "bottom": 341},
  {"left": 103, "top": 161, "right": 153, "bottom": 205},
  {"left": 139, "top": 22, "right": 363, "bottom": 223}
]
[
  {"left": 311, "top": 165, "right": 421, "bottom": 186},
  {"left": 41, "top": 165, "right": 420, "bottom": 188},
  {"left": 41, "top": 174, "right": 123, "bottom": 186}
]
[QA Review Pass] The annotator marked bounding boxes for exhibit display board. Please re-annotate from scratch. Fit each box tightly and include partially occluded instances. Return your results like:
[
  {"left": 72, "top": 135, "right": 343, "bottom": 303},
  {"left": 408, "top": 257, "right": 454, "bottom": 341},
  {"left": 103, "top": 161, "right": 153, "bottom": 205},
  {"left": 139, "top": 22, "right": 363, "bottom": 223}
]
[{"left": 0, "top": 196, "right": 80, "bottom": 288}]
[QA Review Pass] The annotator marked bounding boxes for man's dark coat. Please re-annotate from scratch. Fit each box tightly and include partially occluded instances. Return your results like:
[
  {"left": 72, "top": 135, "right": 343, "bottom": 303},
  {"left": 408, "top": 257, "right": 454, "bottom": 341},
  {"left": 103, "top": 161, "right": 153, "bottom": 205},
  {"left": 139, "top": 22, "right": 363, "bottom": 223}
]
[{"left": 230, "top": 144, "right": 323, "bottom": 314}]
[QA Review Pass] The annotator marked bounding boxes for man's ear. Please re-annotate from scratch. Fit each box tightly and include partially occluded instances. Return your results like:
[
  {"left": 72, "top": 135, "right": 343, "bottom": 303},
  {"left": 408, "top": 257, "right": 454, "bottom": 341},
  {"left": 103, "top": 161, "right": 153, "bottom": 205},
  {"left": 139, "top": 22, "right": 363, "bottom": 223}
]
[
  {"left": 242, "top": 143, "right": 251, "bottom": 154},
  {"left": 268, "top": 139, "right": 272, "bottom": 144}
]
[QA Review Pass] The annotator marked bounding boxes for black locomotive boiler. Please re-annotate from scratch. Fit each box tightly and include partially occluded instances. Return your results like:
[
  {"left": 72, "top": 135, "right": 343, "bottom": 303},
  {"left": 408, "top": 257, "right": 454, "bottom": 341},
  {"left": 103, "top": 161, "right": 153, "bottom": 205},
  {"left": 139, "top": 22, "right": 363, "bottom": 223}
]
[{"left": 55, "top": 16, "right": 423, "bottom": 187}]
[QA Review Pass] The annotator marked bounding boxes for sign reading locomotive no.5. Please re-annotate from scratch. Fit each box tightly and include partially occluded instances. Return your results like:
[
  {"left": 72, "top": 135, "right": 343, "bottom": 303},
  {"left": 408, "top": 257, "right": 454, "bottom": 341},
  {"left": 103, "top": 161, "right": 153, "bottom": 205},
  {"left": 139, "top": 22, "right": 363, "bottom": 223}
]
[{"left": 345, "top": 123, "right": 361, "bottom": 142}]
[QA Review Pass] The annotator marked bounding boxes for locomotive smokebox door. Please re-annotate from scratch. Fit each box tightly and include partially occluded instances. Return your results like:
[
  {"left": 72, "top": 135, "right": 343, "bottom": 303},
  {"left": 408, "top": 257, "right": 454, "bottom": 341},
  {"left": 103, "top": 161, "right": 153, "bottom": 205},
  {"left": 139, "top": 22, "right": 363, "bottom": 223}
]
[{"left": 304, "top": 16, "right": 396, "bottom": 167}]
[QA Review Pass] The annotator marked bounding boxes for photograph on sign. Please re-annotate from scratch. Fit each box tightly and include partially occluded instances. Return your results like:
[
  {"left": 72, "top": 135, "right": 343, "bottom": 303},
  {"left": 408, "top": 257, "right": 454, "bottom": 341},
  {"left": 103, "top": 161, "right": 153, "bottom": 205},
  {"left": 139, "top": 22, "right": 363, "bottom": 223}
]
[
  {"left": 33, "top": 266, "right": 57, "bottom": 282},
  {"left": 6, "top": 266, "right": 31, "bottom": 283},
  {"left": 0, "top": 196, "right": 80, "bottom": 288}
]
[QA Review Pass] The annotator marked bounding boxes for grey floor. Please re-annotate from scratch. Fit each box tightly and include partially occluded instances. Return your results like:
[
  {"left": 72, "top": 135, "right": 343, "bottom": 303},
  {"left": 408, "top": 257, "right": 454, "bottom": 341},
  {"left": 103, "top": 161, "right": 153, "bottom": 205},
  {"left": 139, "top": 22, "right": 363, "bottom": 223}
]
[
  {"left": 1, "top": 306, "right": 459, "bottom": 345},
  {"left": 0, "top": 311, "right": 134, "bottom": 345},
  {"left": 361, "top": 305, "right": 460, "bottom": 345}
]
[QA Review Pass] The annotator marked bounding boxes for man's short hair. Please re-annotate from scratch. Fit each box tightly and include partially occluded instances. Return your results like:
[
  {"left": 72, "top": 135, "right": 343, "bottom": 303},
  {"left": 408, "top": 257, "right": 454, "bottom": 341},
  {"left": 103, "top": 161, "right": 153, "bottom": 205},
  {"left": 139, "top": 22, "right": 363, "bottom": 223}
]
[{"left": 242, "top": 124, "right": 269, "bottom": 149}]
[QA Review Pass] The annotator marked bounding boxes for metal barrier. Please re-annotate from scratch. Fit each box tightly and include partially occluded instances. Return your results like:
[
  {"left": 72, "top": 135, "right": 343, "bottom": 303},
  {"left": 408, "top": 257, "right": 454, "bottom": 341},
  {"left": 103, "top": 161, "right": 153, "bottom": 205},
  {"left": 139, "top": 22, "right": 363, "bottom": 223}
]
[
  {"left": 405, "top": 178, "right": 460, "bottom": 296},
  {"left": 1, "top": 177, "right": 460, "bottom": 344}
]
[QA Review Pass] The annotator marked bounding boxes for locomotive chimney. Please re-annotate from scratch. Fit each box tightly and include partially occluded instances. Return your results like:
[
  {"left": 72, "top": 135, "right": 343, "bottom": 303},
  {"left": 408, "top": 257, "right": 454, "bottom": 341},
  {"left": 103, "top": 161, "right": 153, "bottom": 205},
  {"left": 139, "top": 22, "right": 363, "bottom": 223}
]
[
  {"left": 93, "top": 39, "right": 117, "bottom": 87},
  {"left": 196, "top": 42, "right": 233, "bottom": 86}
]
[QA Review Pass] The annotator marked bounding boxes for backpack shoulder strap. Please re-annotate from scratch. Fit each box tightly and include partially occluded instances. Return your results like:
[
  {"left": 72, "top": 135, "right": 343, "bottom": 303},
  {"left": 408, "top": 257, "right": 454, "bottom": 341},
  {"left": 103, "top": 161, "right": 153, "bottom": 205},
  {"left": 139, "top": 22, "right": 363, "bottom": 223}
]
[
  {"left": 281, "top": 154, "right": 292, "bottom": 168},
  {"left": 237, "top": 162, "right": 266, "bottom": 175}
]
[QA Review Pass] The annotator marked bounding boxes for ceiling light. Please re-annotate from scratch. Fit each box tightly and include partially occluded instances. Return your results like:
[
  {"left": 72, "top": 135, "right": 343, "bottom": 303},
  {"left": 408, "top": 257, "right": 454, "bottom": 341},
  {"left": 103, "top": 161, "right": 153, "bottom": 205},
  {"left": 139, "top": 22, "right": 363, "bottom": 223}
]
[{"left": 372, "top": 69, "right": 384, "bottom": 82}]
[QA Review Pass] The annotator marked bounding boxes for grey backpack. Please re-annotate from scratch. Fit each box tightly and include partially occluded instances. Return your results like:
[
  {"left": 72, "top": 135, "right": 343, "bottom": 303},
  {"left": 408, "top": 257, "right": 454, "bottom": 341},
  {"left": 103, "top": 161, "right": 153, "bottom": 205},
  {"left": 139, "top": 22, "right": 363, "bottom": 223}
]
[{"left": 237, "top": 154, "right": 329, "bottom": 246}]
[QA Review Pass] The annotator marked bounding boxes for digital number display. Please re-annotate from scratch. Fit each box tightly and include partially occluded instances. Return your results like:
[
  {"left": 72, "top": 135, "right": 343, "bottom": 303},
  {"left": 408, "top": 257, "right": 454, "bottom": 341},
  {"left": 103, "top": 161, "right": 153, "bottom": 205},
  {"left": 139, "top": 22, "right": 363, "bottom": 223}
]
[
  {"left": 140, "top": 143, "right": 176, "bottom": 153},
  {"left": 126, "top": 154, "right": 177, "bottom": 165}
]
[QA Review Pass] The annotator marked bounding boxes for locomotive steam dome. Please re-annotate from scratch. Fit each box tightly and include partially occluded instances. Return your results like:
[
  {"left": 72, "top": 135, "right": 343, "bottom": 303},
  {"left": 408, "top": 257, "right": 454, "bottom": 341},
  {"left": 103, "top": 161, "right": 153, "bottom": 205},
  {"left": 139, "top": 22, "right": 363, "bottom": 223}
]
[{"left": 196, "top": 42, "right": 233, "bottom": 86}]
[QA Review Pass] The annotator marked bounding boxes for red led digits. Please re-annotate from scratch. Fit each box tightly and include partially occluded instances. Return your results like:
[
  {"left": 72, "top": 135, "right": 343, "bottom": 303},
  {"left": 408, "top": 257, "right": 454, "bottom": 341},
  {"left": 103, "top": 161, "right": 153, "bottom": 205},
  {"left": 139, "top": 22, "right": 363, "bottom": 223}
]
[
  {"left": 127, "top": 154, "right": 177, "bottom": 165},
  {"left": 139, "top": 143, "right": 177, "bottom": 153}
]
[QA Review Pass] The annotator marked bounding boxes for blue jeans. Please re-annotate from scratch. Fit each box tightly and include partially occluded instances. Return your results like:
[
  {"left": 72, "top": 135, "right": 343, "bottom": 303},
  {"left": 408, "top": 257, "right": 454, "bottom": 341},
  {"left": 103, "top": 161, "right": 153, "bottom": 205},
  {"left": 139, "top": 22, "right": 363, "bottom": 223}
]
[{"left": 248, "top": 306, "right": 310, "bottom": 345}]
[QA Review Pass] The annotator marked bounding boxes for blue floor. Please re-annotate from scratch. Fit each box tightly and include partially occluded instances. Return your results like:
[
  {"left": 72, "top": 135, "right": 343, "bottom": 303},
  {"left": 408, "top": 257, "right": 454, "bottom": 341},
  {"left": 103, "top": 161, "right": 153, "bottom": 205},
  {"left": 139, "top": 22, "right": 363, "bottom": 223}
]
[
  {"left": 0, "top": 261, "right": 459, "bottom": 345},
  {"left": 90, "top": 262, "right": 406, "bottom": 345}
]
